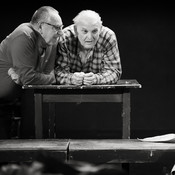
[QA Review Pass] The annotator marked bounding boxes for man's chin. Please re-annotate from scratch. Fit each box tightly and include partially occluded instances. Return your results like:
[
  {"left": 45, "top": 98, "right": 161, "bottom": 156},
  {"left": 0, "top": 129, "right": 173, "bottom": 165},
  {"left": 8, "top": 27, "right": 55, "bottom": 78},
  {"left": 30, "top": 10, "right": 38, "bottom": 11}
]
[
  {"left": 49, "top": 38, "right": 59, "bottom": 45},
  {"left": 48, "top": 41, "right": 57, "bottom": 46},
  {"left": 84, "top": 45, "right": 94, "bottom": 49}
]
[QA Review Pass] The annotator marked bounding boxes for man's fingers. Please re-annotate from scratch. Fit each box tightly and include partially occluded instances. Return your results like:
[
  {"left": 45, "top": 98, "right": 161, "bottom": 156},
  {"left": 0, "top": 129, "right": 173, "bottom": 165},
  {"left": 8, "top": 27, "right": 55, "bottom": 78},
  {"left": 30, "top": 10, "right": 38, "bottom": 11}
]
[{"left": 84, "top": 72, "right": 93, "bottom": 77}]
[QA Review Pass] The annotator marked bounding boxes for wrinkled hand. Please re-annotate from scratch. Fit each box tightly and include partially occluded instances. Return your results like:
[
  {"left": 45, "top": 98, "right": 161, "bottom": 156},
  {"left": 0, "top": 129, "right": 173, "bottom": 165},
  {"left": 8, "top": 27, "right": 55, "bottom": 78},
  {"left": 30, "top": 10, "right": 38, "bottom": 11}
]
[
  {"left": 71, "top": 72, "right": 85, "bottom": 85},
  {"left": 8, "top": 68, "right": 20, "bottom": 84},
  {"left": 83, "top": 72, "right": 97, "bottom": 85}
]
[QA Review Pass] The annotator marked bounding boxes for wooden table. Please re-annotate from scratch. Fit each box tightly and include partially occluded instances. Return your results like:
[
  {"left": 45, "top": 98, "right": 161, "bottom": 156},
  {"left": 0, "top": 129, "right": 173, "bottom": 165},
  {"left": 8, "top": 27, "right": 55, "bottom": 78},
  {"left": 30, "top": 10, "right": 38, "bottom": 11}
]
[
  {"left": 1, "top": 139, "right": 175, "bottom": 164},
  {"left": 0, "top": 139, "right": 69, "bottom": 163},
  {"left": 1, "top": 138, "right": 174, "bottom": 174},
  {"left": 22, "top": 79, "right": 141, "bottom": 139}
]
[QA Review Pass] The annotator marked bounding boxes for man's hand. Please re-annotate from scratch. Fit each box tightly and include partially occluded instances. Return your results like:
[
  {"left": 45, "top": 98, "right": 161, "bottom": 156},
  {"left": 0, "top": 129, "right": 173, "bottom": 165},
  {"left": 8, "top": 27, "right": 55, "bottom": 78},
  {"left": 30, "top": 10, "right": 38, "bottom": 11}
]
[
  {"left": 83, "top": 72, "right": 97, "bottom": 85},
  {"left": 71, "top": 72, "right": 85, "bottom": 85},
  {"left": 49, "top": 70, "right": 56, "bottom": 84},
  {"left": 8, "top": 68, "right": 20, "bottom": 84}
]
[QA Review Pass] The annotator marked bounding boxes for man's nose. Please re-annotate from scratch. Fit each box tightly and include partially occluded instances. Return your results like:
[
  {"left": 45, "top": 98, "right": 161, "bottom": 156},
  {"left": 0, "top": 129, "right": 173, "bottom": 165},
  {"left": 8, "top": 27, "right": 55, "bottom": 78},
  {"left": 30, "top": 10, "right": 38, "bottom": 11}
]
[{"left": 86, "top": 32, "right": 93, "bottom": 39}]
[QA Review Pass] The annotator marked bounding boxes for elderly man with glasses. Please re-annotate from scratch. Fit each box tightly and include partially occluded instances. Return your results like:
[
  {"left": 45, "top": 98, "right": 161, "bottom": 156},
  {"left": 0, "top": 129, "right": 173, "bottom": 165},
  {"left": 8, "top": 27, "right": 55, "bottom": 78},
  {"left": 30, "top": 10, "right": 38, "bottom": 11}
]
[{"left": 0, "top": 6, "right": 64, "bottom": 101}]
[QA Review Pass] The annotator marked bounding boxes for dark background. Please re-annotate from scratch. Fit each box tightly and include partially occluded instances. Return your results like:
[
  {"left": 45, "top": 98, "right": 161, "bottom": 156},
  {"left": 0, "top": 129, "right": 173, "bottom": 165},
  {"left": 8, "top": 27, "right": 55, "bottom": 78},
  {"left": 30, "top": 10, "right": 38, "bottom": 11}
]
[
  {"left": 2, "top": 1, "right": 175, "bottom": 139},
  {"left": 0, "top": 2, "right": 175, "bottom": 174}
]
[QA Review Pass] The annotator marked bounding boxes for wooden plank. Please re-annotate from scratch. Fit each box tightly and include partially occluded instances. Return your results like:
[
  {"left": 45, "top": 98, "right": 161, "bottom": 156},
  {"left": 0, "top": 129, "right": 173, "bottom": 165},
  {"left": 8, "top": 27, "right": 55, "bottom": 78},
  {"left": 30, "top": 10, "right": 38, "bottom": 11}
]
[
  {"left": 68, "top": 139, "right": 175, "bottom": 163},
  {"left": 0, "top": 139, "right": 69, "bottom": 163},
  {"left": 43, "top": 94, "right": 122, "bottom": 103}
]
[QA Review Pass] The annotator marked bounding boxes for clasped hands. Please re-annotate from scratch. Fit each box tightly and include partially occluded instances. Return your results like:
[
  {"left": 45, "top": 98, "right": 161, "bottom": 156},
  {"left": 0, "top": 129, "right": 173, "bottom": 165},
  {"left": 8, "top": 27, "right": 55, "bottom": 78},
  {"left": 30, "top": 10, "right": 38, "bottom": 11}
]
[{"left": 71, "top": 72, "right": 97, "bottom": 85}]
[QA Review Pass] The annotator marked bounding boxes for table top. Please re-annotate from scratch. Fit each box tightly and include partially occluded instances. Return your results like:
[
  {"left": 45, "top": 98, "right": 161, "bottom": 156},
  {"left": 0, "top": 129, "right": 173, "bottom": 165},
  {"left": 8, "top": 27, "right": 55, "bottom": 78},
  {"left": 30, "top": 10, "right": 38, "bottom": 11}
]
[
  {"left": 0, "top": 139, "right": 69, "bottom": 151},
  {"left": 22, "top": 79, "right": 142, "bottom": 89},
  {"left": 69, "top": 139, "right": 175, "bottom": 151},
  {"left": 69, "top": 139, "right": 175, "bottom": 163},
  {"left": 1, "top": 139, "right": 174, "bottom": 152}
]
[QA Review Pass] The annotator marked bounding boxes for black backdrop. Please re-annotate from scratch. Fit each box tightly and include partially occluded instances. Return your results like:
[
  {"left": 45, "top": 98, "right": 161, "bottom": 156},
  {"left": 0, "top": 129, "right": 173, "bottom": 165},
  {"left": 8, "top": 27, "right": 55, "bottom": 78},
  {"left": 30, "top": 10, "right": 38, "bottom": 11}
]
[{"left": 2, "top": 1, "right": 175, "bottom": 138}]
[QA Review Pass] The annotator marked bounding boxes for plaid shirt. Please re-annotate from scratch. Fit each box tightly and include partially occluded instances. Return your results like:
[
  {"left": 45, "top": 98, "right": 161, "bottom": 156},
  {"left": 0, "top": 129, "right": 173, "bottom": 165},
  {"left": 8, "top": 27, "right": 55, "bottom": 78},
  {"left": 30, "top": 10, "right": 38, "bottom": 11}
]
[{"left": 55, "top": 24, "right": 122, "bottom": 85}]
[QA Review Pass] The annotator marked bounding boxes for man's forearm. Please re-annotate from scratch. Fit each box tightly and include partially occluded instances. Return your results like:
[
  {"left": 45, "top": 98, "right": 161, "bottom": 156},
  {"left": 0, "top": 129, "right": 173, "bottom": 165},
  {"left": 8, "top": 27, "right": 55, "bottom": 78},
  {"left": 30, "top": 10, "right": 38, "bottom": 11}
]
[
  {"left": 95, "top": 70, "right": 120, "bottom": 84},
  {"left": 14, "top": 67, "right": 56, "bottom": 85},
  {"left": 56, "top": 72, "right": 73, "bottom": 85}
]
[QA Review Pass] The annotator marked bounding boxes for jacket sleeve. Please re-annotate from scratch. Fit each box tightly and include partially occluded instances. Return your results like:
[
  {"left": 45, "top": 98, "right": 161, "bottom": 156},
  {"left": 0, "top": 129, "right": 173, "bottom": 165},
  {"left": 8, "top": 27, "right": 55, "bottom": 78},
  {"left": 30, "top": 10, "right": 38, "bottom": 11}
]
[{"left": 11, "top": 34, "right": 56, "bottom": 85}]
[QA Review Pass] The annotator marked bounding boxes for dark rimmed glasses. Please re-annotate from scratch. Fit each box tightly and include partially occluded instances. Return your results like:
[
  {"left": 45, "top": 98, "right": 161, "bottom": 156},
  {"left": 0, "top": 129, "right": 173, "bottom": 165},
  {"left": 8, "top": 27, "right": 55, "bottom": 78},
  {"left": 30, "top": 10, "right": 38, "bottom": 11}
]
[{"left": 42, "top": 22, "right": 63, "bottom": 32}]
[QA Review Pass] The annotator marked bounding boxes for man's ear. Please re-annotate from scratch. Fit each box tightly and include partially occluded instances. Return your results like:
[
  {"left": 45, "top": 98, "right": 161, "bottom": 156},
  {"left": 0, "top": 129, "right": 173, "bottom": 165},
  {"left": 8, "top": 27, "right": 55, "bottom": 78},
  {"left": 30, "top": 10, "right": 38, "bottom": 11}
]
[
  {"left": 73, "top": 25, "right": 78, "bottom": 36},
  {"left": 38, "top": 22, "right": 43, "bottom": 34},
  {"left": 99, "top": 25, "right": 102, "bottom": 32}
]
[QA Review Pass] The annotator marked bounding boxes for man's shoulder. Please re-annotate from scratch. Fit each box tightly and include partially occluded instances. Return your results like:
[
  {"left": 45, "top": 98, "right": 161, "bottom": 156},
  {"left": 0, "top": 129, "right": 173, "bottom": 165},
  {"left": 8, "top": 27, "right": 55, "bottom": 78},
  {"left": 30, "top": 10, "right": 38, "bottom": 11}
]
[
  {"left": 10, "top": 23, "right": 36, "bottom": 40},
  {"left": 100, "top": 26, "right": 116, "bottom": 37},
  {"left": 96, "top": 26, "right": 117, "bottom": 48},
  {"left": 14, "top": 23, "right": 33, "bottom": 34},
  {"left": 61, "top": 24, "right": 77, "bottom": 46},
  {"left": 63, "top": 24, "right": 76, "bottom": 37},
  {"left": 6, "top": 23, "right": 38, "bottom": 46}
]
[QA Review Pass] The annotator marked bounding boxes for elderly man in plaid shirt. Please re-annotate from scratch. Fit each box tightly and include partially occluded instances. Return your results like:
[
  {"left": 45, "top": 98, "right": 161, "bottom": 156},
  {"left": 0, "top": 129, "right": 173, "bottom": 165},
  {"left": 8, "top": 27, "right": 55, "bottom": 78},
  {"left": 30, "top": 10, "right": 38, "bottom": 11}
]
[{"left": 55, "top": 9, "right": 122, "bottom": 85}]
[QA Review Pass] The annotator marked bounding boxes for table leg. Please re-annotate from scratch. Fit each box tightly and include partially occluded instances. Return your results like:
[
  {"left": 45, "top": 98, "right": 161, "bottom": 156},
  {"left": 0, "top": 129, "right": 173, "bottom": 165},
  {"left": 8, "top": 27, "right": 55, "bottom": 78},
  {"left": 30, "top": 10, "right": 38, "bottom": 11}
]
[
  {"left": 122, "top": 89, "right": 131, "bottom": 139},
  {"left": 34, "top": 93, "right": 43, "bottom": 139},
  {"left": 48, "top": 103, "right": 56, "bottom": 138}
]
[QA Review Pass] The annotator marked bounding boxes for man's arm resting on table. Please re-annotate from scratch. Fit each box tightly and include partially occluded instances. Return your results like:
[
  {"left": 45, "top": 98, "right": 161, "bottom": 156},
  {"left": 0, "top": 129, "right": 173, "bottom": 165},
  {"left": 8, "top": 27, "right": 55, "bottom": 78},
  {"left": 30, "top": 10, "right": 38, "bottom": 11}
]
[
  {"left": 8, "top": 68, "right": 21, "bottom": 84},
  {"left": 8, "top": 67, "right": 56, "bottom": 85}
]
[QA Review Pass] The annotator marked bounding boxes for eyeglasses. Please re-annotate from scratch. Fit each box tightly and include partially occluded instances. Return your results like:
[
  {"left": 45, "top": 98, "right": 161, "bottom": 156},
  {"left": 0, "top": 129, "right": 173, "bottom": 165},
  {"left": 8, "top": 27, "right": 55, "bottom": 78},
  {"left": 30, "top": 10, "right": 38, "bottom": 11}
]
[{"left": 42, "top": 22, "right": 63, "bottom": 32}]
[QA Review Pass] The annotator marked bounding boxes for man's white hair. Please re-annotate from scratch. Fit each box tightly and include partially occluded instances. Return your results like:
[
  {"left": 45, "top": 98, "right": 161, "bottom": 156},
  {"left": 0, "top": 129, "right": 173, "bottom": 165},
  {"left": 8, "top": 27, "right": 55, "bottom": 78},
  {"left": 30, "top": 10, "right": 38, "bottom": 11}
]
[{"left": 73, "top": 10, "right": 102, "bottom": 25}]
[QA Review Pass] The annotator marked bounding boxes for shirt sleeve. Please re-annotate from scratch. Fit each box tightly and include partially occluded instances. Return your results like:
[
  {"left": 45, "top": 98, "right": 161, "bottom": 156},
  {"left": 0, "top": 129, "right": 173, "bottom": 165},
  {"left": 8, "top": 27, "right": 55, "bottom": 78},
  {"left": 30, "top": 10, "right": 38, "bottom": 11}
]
[
  {"left": 95, "top": 32, "right": 122, "bottom": 84},
  {"left": 55, "top": 43, "right": 73, "bottom": 84},
  {"left": 11, "top": 34, "right": 56, "bottom": 85},
  {"left": 55, "top": 30, "right": 122, "bottom": 85}
]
